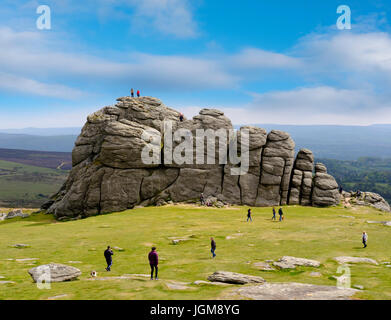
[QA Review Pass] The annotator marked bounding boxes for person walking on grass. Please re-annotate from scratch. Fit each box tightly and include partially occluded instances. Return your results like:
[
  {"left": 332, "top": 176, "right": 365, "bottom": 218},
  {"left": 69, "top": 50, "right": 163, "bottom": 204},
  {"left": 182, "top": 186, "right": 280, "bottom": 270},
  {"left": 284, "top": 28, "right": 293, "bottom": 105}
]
[
  {"left": 130, "top": 88, "right": 134, "bottom": 97},
  {"left": 362, "top": 231, "right": 368, "bottom": 248},
  {"left": 104, "top": 246, "right": 114, "bottom": 271},
  {"left": 272, "top": 207, "right": 276, "bottom": 220},
  {"left": 247, "top": 208, "right": 252, "bottom": 222},
  {"left": 210, "top": 237, "right": 216, "bottom": 258},
  {"left": 278, "top": 207, "right": 284, "bottom": 222},
  {"left": 148, "top": 247, "right": 159, "bottom": 280}
]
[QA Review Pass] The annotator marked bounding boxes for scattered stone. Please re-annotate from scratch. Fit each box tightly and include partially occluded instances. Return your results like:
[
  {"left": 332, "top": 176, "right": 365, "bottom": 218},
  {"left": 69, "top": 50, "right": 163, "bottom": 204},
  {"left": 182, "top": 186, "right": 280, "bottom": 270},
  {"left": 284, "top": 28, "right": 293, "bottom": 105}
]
[
  {"left": 0, "top": 281, "right": 15, "bottom": 284},
  {"left": 339, "top": 215, "right": 355, "bottom": 219},
  {"left": 273, "top": 261, "right": 296, "bottom": 269},
  {"left": 16, "top": 258, "right": 38, "bottom": 262},
  {"left": 265, "top": 260, "right": 274, "bottom": 263},
  {"left": 112, "top": 246, "right": 124, "bottom": 251},
  {"left": 165, "top": 281, "right": 193, "bottom": 290},
  {"left": 68, "top": 261, "right": 82, "bottom": 264},
  {"left": 47, "top": 294, "right": 69, "bottom": 300},
  {"left": 193, "top": 280, "right": 231, "bottom": 286},
  {"left": 334, "top": 256, "right": 378, "bottom": 265},
  {"left": 236, "top": 282, "right": 358, "bottom": 300},
  {"left": 207, "top": 271, "right": 265, "bottom": 285},
  {"left": 274, "top": 256, "right": 321, "bottom": 268},
  {"left": 367, "top": 221, "right": 391, "bottom": 227},
  {"left": 309, "top": 272, "right": 322, "bottom": 277},
  {"left": 28, "top": 263, "right": 81, "bottom": 282},
  {"left": 4, "top": 209, "right": 29, "bottom": 220},
  {"left": 253, "top": 262, "right": 275, "bottom": 271},
  {"left": 353, "top": 285, "right": 364, "bottom": 290}
]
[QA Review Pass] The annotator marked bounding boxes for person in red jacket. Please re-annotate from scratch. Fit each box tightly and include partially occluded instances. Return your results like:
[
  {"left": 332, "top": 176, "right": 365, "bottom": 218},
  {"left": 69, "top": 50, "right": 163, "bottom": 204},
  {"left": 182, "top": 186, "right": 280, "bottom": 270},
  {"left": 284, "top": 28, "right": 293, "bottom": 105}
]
[
  {"left": 137, "top": 89, "right": 140, "bottom": 97},
  {"left": 148, "top": 246, "right": 159, "bottom": 280}
]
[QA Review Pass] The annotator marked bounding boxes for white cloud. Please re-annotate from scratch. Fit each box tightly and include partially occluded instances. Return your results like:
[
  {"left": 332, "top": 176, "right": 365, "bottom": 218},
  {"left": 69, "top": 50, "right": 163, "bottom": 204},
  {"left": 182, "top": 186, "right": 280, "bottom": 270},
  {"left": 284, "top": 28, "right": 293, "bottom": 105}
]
[
  {"left": 219, "top": 86, "right": 391, "bottom": 125},
  {"left": 128, "top": 0, "right": 198, "bottom": 38},
  {"left": 0, "top": 72, "right": 85, "bottom": 99}
]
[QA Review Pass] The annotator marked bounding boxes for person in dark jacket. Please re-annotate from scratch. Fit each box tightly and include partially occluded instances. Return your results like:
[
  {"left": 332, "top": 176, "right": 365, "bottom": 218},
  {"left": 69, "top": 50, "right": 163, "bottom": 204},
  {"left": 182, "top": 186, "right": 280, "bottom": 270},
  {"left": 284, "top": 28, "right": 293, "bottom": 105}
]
[
  {"left": 179, "top": 113, "right": 184, "bottom": 122},
  {"left": 210, "top": 237, "right": 216, "bottom": 258},
  {"left": 130, "top": 88, "right": 134, "bottom": 97},
  {"left": 278, "top": 208, "right": 284, "bottom": 221},
  {"left": 272, "top": 207, "right": 276, "bottom": 220},
  {"left": 148, "top": 247, "right": 159, "bottom": 280},
  {"left": 247, "top": 208, "right": 252, "bottom": 222},
  {"left": 104, "top": 246, "right": 114, "bottom": 271}
]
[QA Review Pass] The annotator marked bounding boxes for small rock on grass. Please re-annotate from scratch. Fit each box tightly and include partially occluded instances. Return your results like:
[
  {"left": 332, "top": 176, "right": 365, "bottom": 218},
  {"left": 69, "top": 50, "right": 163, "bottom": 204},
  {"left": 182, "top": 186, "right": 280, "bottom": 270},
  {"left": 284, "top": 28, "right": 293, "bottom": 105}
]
[
  {"left": 353, "top": 285, "right": 364, "bottom": 290},
  {"left": 253, "top": 262, "right": 275, "bottom": 271}
]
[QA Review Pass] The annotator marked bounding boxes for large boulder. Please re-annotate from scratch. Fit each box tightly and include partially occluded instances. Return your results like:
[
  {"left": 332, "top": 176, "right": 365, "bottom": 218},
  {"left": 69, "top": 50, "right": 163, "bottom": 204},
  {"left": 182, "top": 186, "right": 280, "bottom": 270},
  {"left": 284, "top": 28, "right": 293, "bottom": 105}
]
[
  {"left": 28, "top": 263, "right": 81, "bottom": 282},
  {"left": 288, "top": 149, "right": 314, "bottom": 205},
  {"left": 236, "top": 282, "right": 358, "bottom": 300},
  {"left": 207, "top": 271, "right": 265, "bottom": 284},
  {"left": 44, "top": 96, "right": 350, "bottom": 219},
  {"left": 311, "top": 163, "right": 340, "bottom": 207}
]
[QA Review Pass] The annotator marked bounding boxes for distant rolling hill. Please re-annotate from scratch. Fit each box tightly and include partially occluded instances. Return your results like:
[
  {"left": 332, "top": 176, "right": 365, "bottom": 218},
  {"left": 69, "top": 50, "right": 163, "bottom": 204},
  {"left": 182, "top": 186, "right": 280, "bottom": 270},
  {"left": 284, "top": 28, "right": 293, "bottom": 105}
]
[
  {"left": 0, "top": 133, "right": 77, "bottom": 153},
  {"left": 236, "top": 124, "right": 391, "bottom": 160},
  {"left": 0, "top": 148, "right": 72, "bottom": 170}
]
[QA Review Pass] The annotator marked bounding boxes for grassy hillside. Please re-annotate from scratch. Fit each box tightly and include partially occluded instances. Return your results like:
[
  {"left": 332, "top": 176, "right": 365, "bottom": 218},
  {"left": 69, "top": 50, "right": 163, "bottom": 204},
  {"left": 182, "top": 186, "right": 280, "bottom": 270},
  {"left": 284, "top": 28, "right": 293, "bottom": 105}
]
[
  {"left": 0, "top": 160, "right": 68, "bottom": 208},
  {"left": 1, "top": 204, "right": 390, "bottom": 300},
  {"left": 319, "top": 157, "right": 391, "bottom": 204}
]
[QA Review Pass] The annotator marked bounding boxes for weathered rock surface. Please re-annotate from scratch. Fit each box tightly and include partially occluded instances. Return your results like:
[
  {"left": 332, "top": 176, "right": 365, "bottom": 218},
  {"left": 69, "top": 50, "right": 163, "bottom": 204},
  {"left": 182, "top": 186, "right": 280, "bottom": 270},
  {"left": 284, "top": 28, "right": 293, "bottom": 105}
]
[
  {"left": 288, "top": 149, "right": 314, "bottom": 205},
  {"left": 276, "top": 256, "right": 321, "bottom": 268},
  {"left": 207, "top": 271, "right": 265, "bottom": 284},
  {"left": 2, "top": 209, "right": 29, "bottom": 220},
  {"left": 28, "top": 263, "right": 81, "bottom": 282},
  {"left": 44, "top": 96, "right": 368, "bottom": 219},
  {"left": 334, "top": 256, "right": 378, "bottom": 265},
  {"left": 363, "top": 192, "right": 391, "bottom": 212},
  {"left": 311, "top": 163, "right": 341, "bottom": 207},
  {"left": 236, "top": 282, "right": 357, "bottom": 300},
  {"left": 367, "top": 220, "right": 391, "bottom": 227}
]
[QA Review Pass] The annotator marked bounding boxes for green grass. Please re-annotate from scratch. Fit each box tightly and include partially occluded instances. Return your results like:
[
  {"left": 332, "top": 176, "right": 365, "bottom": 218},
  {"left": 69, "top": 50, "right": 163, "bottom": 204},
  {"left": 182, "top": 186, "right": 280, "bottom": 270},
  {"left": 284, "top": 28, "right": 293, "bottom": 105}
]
[
  {"left": 1, "top": 204, "right": 391, "bottom": 300},
  {"left": 0, "top": 159, "right": 68, "bottom": 207}
]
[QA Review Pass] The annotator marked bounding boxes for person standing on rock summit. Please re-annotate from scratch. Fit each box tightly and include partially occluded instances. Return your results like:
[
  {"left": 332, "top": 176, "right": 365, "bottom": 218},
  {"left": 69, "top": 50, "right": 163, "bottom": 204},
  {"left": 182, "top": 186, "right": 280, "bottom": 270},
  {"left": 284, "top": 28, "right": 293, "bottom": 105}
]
[
  {"left": 362, "top": 231, "right": 368, "bottom": 248},
  {"left": 148, "top": 247, "right": 159, "bottom": 280},
  {"left": 137, "top": 89, "right": 140, "bottom": 97},
  {"left": 130, "top": 88, "right": 134, "bottom": 97},
  {"left": 104, "top": 246, "right": 114, "bottom": 271}
]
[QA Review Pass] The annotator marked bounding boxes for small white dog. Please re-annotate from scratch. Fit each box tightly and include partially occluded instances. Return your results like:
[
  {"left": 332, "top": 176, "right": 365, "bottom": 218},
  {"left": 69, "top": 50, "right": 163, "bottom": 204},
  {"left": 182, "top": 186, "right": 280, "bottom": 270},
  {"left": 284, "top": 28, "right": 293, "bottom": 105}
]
[{"left": 90, "top": 270, "right": 97, "bottom": 277}]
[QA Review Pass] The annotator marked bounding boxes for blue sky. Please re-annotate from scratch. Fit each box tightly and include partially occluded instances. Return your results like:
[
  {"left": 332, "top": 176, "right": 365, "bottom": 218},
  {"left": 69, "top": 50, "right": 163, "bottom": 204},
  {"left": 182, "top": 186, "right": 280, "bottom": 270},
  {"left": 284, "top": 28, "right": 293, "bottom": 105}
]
[{"left": 1, "top": 0, "right": 391, "bottom": 127}]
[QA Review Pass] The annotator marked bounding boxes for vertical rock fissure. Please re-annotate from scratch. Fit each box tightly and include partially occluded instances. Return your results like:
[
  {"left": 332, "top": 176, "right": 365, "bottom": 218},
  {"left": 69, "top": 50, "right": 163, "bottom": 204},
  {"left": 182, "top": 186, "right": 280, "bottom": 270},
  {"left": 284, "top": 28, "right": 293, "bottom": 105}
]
[
  {"left": 255, "top": 146, "right": 265, "bottom": 202},
  {"left": 279, "top": 158, "right": 288, "bottom": 206}
]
